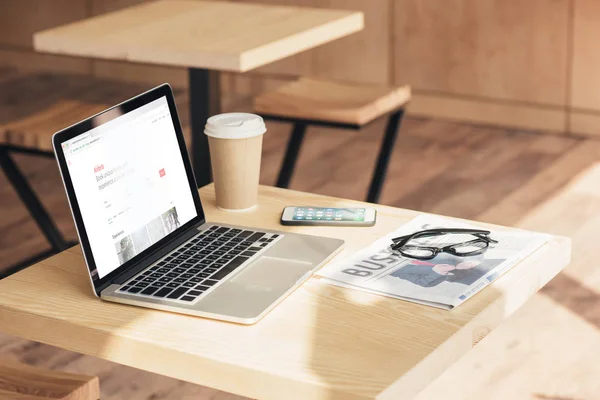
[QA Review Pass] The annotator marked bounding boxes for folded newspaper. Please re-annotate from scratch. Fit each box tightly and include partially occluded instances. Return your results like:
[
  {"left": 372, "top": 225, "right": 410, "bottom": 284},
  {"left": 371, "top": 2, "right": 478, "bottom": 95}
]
[{"left": 317, "top": 214, "right": 549, "bottom": 309}]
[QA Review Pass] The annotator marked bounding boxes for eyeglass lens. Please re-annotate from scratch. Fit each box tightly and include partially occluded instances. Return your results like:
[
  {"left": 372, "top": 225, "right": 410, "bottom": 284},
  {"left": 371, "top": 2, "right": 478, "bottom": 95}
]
[
  {"left": 399, "top": 247, "right": 436, "bottom": 258},
  {"left": 450, "top": 240, "right": 488, "bottom": 255}
]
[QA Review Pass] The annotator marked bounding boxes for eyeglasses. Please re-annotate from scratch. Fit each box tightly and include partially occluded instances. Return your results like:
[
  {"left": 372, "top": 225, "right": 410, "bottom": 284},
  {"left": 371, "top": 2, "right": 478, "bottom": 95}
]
[{"left": 390, "top": 228, "right": 498, "bottom": 260}]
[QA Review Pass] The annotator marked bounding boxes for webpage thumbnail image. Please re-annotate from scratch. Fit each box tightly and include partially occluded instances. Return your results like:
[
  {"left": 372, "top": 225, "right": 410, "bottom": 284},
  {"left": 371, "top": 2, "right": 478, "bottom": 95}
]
[{"left": 114, "top": 207, "right": 181, "bottom": 264}]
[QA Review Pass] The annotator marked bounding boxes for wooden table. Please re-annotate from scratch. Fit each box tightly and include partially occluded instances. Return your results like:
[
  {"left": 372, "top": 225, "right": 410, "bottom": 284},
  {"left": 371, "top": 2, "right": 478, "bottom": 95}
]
[
  {"left": 0, "top": 186, "right": 570, "bottom": 400},
  {"left": 32, "top": 0, "right": 363, "bottom": 188}
]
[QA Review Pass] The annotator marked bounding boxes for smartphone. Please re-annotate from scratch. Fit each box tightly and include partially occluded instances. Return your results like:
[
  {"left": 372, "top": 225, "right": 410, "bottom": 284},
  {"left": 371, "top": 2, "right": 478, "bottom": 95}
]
[{"left": 281, "top": 206, "right": 376, "bottom": 226}]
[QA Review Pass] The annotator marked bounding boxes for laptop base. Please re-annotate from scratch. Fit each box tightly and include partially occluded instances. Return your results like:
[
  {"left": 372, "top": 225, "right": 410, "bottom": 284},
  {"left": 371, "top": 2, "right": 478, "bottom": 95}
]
[{"left": 101, "top": 223, "right": 344, "bottom": 324}]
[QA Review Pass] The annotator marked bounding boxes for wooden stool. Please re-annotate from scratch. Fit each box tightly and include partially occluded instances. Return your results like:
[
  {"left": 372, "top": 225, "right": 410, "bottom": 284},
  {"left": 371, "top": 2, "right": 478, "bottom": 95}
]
[
  {"left": 0, "top": 70, "right": 188, "bottom": 277},
  {"left": 254, "top": 78, "right": 411, "bottom": 203},
  {"left": 0, "top": 359, "right": 99, "bottom": 399}
]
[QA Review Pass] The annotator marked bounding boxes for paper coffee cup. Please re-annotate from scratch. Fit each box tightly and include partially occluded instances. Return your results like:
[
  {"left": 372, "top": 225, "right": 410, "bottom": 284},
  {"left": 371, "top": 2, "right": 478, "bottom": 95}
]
[{"left": 204, "top": 113, "right": 266, "bottom": 211}]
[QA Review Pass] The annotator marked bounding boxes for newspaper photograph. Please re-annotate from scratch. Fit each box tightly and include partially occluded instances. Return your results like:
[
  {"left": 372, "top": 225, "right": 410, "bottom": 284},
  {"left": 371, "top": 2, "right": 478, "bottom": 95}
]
[{"left": 317, "top": 214, "right": 550, "bottom": 309}]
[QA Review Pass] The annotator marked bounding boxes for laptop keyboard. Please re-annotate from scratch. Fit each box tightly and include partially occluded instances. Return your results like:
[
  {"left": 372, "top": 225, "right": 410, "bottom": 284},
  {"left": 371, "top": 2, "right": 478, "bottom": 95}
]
[{"left": 118, "top": 226, "right": 281, "bottom": 302}]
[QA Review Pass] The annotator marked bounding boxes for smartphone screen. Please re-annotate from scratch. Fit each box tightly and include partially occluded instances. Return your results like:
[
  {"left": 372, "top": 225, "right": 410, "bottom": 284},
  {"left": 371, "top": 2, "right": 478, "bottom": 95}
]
[{"left": 292, "top": 207, "right": 366, "bottom": 222}]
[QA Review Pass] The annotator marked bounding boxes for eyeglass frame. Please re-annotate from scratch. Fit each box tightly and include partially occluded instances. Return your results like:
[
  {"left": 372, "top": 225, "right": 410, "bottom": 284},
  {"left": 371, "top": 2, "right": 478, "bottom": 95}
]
[{"left": 390, "top": 228, "right": 498, "bottom": 260}]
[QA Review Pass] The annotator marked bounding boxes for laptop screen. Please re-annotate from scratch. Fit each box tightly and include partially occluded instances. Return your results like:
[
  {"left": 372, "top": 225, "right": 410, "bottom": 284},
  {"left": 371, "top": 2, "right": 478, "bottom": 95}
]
[{"left": 62, "top": 96, "right": 197, "bottom": 279}]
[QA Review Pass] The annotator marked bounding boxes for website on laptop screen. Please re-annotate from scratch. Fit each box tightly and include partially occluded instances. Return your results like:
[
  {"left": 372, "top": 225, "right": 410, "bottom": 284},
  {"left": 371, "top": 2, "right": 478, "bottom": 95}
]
[{"left": 62, "top": 97, "right": 197, "bottom": 279}]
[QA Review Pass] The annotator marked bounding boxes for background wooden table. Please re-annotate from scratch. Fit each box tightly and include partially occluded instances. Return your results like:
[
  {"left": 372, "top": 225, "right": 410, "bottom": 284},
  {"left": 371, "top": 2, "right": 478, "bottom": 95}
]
[
  {"left": 0, "top": 185, "right": 570, "bottom": 400},
  {"left": 32, "top": 0, "right": 364, "bottom": 187}
]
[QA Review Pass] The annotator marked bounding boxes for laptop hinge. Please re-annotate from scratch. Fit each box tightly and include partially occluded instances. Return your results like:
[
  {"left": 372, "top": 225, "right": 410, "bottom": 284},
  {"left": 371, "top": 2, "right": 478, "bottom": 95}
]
[{"left": 97, "top": 221, "right": 205, "bottom": 293}]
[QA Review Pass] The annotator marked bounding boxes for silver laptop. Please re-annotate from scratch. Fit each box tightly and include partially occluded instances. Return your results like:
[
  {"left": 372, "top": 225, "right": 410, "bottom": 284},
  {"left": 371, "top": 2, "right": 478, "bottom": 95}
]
[{"left": 52, "top": 84, "right": 344, "bottom": 324}]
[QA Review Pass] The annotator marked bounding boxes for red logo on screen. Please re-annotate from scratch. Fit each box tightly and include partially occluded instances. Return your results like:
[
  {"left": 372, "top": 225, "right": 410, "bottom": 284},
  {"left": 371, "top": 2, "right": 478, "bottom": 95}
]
[{"left": 159, "top": 168, "right": 166, "bottom": 177}]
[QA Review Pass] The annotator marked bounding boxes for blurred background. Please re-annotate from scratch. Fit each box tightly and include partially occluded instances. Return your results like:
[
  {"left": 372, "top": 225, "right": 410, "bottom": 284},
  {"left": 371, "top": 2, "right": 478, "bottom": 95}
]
[{"left": 1, "top": 1, "right": 600, "bottom": 399}]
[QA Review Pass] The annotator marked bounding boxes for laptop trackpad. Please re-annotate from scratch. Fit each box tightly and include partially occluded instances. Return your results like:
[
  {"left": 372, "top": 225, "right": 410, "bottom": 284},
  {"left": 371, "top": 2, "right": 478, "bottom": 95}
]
[
  {"left": 193, "top": 257, "right": 312, "bottom": 321},
  {"left": 231, "top": 256, "right": 312, "bottom": 288}
]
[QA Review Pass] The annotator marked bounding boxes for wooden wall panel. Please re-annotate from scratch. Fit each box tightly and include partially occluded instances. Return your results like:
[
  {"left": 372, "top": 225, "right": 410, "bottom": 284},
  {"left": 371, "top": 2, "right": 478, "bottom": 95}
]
[
  {"left": 408, "top": 93, "right": 567, "bottom": 133},
  {"left": 91, "top": 0, "right": 148, "bottom": 15},
  {"left": 311, "top": 0, "right": 390, "bottom": 84},
  {"left": 1, "top": 0, "right": 598, "bottom": 137},
  {"left": 92, "top": 0, "right": 226, "bottom": 15},
  {"left": 569, "top": 111, "right": 600, "bottom": 137},
  {"left": 0, "top": 48, "right": 92, "bottom": 75},
  {"left": 0, "top": 0, "right": 88, "bottom": 48},
  {"left": 394, "top": 0, "right": 570, "bottom": 106},
  {"left": 571, "top": 0, "right": 600, "bottom": 111}
]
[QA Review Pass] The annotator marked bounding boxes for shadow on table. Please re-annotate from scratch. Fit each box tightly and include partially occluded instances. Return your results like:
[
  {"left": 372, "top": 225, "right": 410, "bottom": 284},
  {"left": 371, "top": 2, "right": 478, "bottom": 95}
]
[{"left": 541, "top": 274, "right": 600, "bottom": 331}]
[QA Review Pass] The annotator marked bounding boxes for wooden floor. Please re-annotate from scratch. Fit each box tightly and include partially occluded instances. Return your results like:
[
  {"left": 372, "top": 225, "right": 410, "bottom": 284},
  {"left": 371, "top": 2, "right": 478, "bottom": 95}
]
[{"left": 1, "top": 114, "right": 598, "bottom": 399}]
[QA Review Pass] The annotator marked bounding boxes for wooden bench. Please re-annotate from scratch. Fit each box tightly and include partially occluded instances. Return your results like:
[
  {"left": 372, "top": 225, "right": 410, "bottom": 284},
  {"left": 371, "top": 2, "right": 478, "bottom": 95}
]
[
  {"left": 0, "top": 359, "right": 99, "bottom": 399},
  {"left": 0, "top": 70, "right": 189, "bottom": 151},
  {"left": 0, "top": 70, "right": 188, "bottom": 276},
  {"left": 254, "top": 78, "right": 411, "bottom": 203}
]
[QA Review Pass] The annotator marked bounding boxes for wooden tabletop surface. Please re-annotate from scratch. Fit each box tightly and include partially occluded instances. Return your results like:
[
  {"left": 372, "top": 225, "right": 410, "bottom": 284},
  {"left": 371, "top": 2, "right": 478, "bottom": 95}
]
[
  {"left": 32, "top": 0, "right": 364, "bottom": 72},
  {"left": 0, "top": 186, "right": 570, "bottom": 400}
]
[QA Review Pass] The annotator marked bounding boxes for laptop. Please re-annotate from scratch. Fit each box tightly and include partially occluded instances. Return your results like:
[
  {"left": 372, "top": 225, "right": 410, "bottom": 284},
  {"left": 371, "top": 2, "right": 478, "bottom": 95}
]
[{"left": 52, "top": 84, "right": 344, "bottom": 324}]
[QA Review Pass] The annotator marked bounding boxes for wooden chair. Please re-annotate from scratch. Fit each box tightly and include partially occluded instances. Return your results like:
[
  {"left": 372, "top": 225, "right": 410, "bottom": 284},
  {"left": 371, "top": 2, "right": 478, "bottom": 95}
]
[
  {"left": 0, "top": 70, "right": 188, "bottom": 277},
  {"left": 0, "top": 359, "right": 99, "bottom": 399},
  {"left": 254, "top": 78, "right": 411, "bottom": 203}
]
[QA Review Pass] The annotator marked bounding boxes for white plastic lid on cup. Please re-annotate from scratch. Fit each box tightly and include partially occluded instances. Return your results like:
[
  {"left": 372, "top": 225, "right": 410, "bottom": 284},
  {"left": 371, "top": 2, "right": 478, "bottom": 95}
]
[{"left": 204, "top": 113, "right": 266, "bottom": 139}]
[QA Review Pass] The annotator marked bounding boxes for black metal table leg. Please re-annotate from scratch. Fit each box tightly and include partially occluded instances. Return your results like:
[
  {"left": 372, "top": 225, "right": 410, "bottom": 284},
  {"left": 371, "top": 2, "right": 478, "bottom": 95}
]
[
  {"left": 0, "top": 145, "right": 78, "bottom": 278},
  {"left": 366, "top": 109, "right": 405, "bottom": 204},
  {"left": 0, "top": 146, "right": 68, "bottom": 251},
  {"left": 276, "top": 122, "right": 307, "bottom": 188},
  {"left": 189, "top": 68, "right": 221, "bottom": 188}
]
